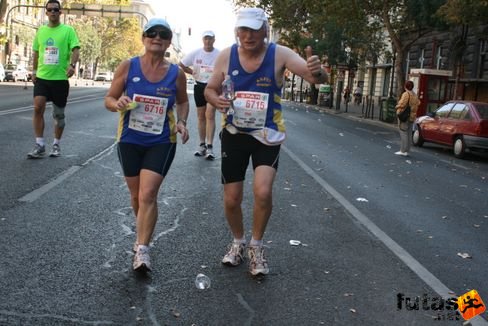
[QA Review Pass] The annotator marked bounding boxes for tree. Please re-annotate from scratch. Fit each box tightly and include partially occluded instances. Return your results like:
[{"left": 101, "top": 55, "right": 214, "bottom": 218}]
[
  {"left": 92, "top": 17, "right": 143, "bottom": 73},
  {"left": 233, "top": 0, "right": 447, "bottom": 97},
  {"left": 71, "top": 18, "right": 102, "bottom": 72},
  {"left": 435, "top": 0, "right": 488, "bottom": 99}
]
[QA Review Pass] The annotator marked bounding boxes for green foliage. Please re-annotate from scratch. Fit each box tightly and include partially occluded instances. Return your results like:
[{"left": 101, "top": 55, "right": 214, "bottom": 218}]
[
  {"left": 64, "top": 0, "right": 130, "bottom": 6},
  {"left": 436, "top": 0, "right": 488, "bottom": 26},
  {"left": 233, "top": 0, "right": 449, "bottom": 93},
  {"left": 71, "top": 16, "right": 142, "bottom": 71},
  {"left": 72, "top": 18, "right": 102, "bottom": 66}
]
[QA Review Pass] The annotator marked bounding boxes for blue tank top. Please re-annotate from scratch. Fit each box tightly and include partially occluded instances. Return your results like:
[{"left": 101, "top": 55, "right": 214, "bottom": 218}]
[
  {"left": 225, "top": 43, "right": 285, "bottom": 133},
  {"left": 117, "top": 57, "right": 178, "bottom": 145}
]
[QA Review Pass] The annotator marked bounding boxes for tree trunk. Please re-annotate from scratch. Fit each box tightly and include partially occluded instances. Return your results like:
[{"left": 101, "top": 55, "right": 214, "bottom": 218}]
[
  {"left": 0, "top": 0, "right": 8, "bottom": 24},
  {"left": 395, "top": 50, "right": 406, "bottom": 97}
]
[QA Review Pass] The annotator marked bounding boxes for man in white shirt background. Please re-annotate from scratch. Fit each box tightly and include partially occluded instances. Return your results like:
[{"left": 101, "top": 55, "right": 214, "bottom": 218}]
[{"left": 179, "top": 30, "right": 220, "bottom": 160}]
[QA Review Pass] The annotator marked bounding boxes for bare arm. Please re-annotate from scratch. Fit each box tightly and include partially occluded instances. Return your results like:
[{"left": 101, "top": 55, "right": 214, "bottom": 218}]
[
  {"left": 278, "top": 45, "right": 328, "bottom": 85},
  {"left": 70, "top": 47, "right": 80, "bottom": 66},
  {"left": 204, "top": 47, "right": 232, "bottom": 112},
  {"left": 104, "top": 59, "right": 131, "bottom": 112},
  {"left": 175, "top": 67, "right": 189, "bottom": 144},
  {"left": 67, "top": 47, "right": 80, "bottom": 78},
  {"left": 32, "top": 51, "right": 39, "bottom": 83},
  {"left": 178, "top": 62, "right": 193, "bottom": 75}
]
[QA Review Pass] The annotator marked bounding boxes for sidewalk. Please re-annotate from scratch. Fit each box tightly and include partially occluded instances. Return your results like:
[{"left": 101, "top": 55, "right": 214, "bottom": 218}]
[{"left": 285, "top": 98, "right": 398, "bottom": 130}]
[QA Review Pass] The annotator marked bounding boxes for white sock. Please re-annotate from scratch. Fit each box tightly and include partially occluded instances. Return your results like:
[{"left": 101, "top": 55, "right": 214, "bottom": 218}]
[
  {"left": 36, "top": 137, "right": 45, "bottom": 146},
  {"left": 233, "top": 237, "right": 246, "bottom": 245},
  {"left": 53, "top": 138, "right": 60, "bottom": 145},
  {"left": 137, "top": 245, "right": 149, "bottom": 253},
  {"left": 249, "top": 238, "right": 263, "bottom": 247}
]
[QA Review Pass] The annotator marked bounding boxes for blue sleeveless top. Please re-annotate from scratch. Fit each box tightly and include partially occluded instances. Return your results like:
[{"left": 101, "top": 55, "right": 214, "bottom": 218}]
[
  {"left": 225, "top": 43, "right": 285, "bottom": 134},
  {"left": 117, "top": 57, "right": 178, "bottom": 145}
]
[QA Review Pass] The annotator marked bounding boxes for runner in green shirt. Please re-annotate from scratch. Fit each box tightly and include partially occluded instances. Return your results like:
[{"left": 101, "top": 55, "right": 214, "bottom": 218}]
[{"left": 28, "top": 0, "right": 80, "bottom": 159}]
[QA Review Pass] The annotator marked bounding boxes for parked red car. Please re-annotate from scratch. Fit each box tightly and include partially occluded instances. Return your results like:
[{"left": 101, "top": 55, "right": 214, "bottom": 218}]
[{"left": 412, "top": 100, "right": 488, "bottom": 158}]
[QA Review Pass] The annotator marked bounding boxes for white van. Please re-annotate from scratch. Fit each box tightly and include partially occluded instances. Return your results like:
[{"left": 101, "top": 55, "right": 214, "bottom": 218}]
[{"left": 0, "top": 63, "right": 5, "bottom": 82}]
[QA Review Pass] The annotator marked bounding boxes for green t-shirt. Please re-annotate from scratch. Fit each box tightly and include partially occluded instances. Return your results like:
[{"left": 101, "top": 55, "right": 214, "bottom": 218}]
[{"left": 32, "top": 24, "right": 80, "bottom": 80}]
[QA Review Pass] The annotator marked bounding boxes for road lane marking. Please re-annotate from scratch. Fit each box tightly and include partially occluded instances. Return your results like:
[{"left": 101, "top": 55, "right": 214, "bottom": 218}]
[
  {"left": 282, "top": 145, "right": 488, "bottom": 325},
  {"left": 0, "top": 95, "right": 104, "bottom": 116},
  {"left": 18, "top": 143, "right": 116, "bottom": 203}
]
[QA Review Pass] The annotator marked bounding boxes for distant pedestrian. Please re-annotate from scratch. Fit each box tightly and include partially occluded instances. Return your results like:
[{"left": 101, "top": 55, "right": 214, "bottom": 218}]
[
  {"left": 343, "top": 87, "right": 351, "bottom": 103},
  {"left": 395, "top": 80, "right": 420, "bottom": 156},
  {"left": 104, "top": 17, "right": 189, "bottom": 272},
  {"left": 27, "top": 0, "right": 80, "bottom": 159},
  {"left": 79, "top": 67, "right": 84, "bottom": 79},
  {"left": 205, "top": 8, "right": 328, "bottom": 276},
  {"left": 353, "top": 85, "right": 362, "bottom": 104},
  {"left": 179, "top": 30, "right": 220, "bottom": 160}
]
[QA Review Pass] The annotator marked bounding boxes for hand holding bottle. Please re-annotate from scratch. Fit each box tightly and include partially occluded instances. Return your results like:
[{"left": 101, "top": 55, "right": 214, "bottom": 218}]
[{"left": 221, "top": 75, "right": 235, "bottom": 115}]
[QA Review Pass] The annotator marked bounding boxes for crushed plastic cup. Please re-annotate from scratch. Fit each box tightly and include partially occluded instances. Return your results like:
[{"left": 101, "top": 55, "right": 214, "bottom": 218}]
[
  {"left": 195, "top": 273, "right": 211, "bottom": 290},
  {"left": 289, "top": 240, "right": 301, "bottom": 246}
]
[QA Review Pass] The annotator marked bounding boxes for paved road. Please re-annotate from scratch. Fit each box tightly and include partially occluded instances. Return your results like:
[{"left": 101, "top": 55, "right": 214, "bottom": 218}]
[{"left": 0, "top": 85, "right": 487, "bottom": 325}]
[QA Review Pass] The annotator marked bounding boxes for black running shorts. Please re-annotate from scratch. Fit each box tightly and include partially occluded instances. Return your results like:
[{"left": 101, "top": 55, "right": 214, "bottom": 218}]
[
  {"left": 33, "top": 78, "right": 70, "bottom": 108},
  {"left": 221, "top": 128, "right": 280, "bottom": 184},
  {"left": 117, "top": 142, "right": 176, "bottom": 177},
  {"left": 193, "top": 81, "right": 208, "bottom": 107}
]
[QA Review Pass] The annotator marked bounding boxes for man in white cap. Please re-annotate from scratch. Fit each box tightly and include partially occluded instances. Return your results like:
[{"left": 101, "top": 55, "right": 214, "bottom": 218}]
[
  {"left": 179, "top": 30, "right": 220, "bottom": 160},
  {"left": 205, "top": 8, "right": 328, "bottom": 277}
]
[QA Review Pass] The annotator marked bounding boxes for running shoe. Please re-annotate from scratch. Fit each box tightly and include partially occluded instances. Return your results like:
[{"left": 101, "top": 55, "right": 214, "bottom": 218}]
[
  {"left": 222, "top": 242, "right": 246, "bottom": 266},
  {"left": 248, "top": 245, "right": 269, "bottom": 276},
  {"left": 133, "top": 247, "right": 151, "bottom": 272},
  {"left": 394, "top": 151, "right": 408, "bottom": 157},
  {"left": 205, "top": 147, "right": 215, "bottom": 160},
  {"left": 49, "top": 144, "right": 61, "bottom": 157},
  {"left": 27, "top": 143, "right": 46, "bottom": 159},
  {"left": 194, "top": 143, "right": 207, "bottom": 157}
]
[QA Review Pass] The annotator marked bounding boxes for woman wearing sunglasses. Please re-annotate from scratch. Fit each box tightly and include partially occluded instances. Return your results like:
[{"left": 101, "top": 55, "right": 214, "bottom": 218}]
[{"left": 104, "top": 18, "right": 189, "bottom": 273}]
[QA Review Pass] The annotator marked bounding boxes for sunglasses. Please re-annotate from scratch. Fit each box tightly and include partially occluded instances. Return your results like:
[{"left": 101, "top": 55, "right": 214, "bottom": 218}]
[
  {"left": 46, "top": 8, "right": 60, "bottom": 13},
  {"left": 144, "top": 30, "right": 172, "bottom": 40}
]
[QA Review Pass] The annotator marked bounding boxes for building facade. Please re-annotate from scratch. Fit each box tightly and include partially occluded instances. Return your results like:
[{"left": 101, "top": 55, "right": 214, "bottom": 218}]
[
  {"left": 1, "top": 0, "right": 182, "bottom": 72},
  {"left": 353, "top": 24, "right": 488, "bottom": 111}
]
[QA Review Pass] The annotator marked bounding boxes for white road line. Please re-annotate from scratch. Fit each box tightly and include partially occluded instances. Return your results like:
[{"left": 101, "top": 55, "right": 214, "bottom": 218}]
[
  {"left": 0, "top": 95, "right": 104, "bottom": 116},
  {"left": 282, "top": 144, "right": 487, "bottom": 326},
  {"left": 18, "top": 143, "right": 116, "bottom": 203}
]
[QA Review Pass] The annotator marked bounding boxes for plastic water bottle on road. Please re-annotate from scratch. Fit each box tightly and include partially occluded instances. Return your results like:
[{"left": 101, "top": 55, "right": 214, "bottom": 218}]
[{"left": 195, "top": 273, "right": 211, "bottom": 290}]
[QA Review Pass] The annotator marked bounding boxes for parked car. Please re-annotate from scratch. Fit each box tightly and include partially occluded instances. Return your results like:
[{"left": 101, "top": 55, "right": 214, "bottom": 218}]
[
  {"left": 94, "top": 71, "right": 113, "bottom": 82},
  {"left": 412, "top": 100, "right": 488, "bottom": 158},
  {"left": 4, "top": 64, "right": 29, "bottom": 82}
]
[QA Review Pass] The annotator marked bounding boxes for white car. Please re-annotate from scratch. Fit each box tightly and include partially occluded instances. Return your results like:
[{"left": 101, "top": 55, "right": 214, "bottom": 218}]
[
  {"left": 4, "top": 64, "right": 29, "bottom": 82},
  {"left": 94, "top": 72, "right": 113, "bottom": 82}
]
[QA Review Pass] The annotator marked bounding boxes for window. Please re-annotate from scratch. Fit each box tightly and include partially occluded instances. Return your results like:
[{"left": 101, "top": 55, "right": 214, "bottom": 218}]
[
  {"left": 435, "top": 103, "right": 455, "bottom": 118},
  {"left": 382, "top": 67, "right": 391, "bottom": 97},
  {"left": 436, "top": 46, "right": 443, "bottom": 69},
  {"left": 478, "top": 39, "right": 487, "bottom": 79},
  {"left": 475, "top": 104, "right": 488, "bottom": 119},
  {"left": 448, "top": 103, "right": 467, "bottom": 119},
  {"left": 427, "top": 77, "right": 446, "bottom": 101},
  {"left": 419, "top": 49, "right": 425, "bottom": 69}
]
